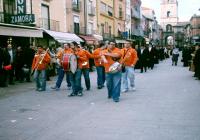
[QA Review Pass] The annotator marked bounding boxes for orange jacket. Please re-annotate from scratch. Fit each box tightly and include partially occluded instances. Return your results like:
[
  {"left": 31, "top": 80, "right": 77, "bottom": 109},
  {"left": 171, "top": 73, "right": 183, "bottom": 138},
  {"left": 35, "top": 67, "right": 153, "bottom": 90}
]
[
  {"left": 121, "top": 47, "right": 138, "bottom": 66},
  {"left": 75, "top": 48, "right": 91, "bottom": 69},
  {"left": 102, "top": 47, "right": 122, "bottom": 73},
  {"left": 32, "top": 52, "right": 51, "bottom": 70},
  {"left": 92, "top": 48, "right": 104, "bottom": 67}
]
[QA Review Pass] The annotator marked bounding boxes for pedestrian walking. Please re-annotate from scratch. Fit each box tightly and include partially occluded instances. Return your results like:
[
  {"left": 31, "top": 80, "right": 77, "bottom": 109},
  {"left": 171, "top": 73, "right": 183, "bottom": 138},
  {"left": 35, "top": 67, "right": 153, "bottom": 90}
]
[
  {"left": 193, "top": 44, "right": 200, "bottom": 80},
  {"left": 121, "top": 40, "right": 138, "bottom": 93},
  {"left": 172, "top": 47, "right": 179, "bottom": 66}
]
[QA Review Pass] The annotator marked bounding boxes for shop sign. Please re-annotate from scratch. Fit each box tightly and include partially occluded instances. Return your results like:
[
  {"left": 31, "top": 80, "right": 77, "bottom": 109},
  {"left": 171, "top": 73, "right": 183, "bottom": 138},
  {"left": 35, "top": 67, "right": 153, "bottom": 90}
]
[
  {"left": 17, "top": 0, "right": 26, "bottom": 14},
  {"left": 10, "top": 14, "right": 35, "bottom": 24}
]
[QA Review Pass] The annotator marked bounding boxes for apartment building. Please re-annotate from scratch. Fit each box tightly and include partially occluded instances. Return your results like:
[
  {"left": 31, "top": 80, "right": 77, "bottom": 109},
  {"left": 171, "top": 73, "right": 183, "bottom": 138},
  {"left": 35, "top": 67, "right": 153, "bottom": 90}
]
[
  {"left": 131, "top": 0, "right": 142, "bottom": 39},
  {"left": 96, "top": 0, "right": 114, "bottom": 40},
  {"left": 113, "top": 0, "right": 125, "bottom": 39}
]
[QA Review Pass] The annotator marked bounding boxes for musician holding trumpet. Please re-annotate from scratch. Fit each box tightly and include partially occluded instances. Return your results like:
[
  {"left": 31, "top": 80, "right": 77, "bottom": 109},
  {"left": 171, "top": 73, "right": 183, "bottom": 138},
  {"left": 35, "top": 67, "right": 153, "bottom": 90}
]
[{"left": 31, "top": 46, "right": 51, "bottom": 92}]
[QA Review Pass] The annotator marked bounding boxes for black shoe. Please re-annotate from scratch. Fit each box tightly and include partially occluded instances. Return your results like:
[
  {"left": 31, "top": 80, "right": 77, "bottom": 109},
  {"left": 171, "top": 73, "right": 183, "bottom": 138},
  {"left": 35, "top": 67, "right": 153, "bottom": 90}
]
[
  {"left": 86, "top": 88, "right": 90, "bottom": 91},
  {"left": 97, "top": 86, "right": 102, "bottom": 89},
  {"left": 113, "top": 99, "right": 119, "bottom": 102},
  {"left": 38, "top": 89, "right": 45, "bottom": 92},
  {"left": 108, "top": 95, "right": 112, "bottom": 99},
  {"left": 68, "top": 93, "right": 76, "bottom": 97}
]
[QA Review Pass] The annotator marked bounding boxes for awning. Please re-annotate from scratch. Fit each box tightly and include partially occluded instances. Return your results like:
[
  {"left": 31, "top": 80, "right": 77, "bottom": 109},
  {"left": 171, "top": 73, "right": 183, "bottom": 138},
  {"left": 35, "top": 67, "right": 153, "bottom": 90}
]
[
  {"left": 93, "top": 34, "right": 103, "bottom": 41},
  {"left": 0, "top": 23, "right": 43, "bottom": 37},
  {"left": 79, "top": 35, "right": 97, "bottom": 44},
  {"left": 43, "top": 29, "right": 83, "bottom": 43}
]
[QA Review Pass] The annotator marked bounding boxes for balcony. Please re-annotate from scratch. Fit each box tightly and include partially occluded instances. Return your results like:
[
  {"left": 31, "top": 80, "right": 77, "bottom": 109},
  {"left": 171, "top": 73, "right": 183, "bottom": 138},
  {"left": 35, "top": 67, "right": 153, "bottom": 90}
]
[
  {"left": 88, "top": 6, "right": 96, "bottom": 16},
  {"left": 131, "top": 8, "right": 141, "bottom": 19},
  {"left": 80, "top": 27, "right": 96, "bottom": 35},
  {"left": 38, "top": 18, "right": 60, "bottom": 31},
  {"left": 131, "top": 26, "right": 143, "bottom": 36},
  {"left": 72, "top": 1, "right": 81, "bottom": 12},
  {"left": 103, "top": 33, "right": 114, "bottom": 39}
]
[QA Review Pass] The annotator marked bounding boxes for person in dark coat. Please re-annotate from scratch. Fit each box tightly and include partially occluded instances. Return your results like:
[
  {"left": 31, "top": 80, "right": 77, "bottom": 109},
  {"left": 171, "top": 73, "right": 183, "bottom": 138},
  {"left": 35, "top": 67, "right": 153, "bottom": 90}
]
[
  {"left": 147, "top": 44, "right": 156, "bottom": 69},
  {"left": 24, "top": 45, "right": 36, "bottom": 82},
  {"left": 137, "top": 45, "right": 149, "bottom": 73},
  {"left": 6, "top": 44, "right": 16, "bottom": 85},
  {"left": 15, "top": 46, "right": 25, "bottom": 82},
  {"left": 194, "top": 44, "right": 200, "bottom": 80},
  {"left": 0, "top": 47, "right": 11, "bottom": 87}
]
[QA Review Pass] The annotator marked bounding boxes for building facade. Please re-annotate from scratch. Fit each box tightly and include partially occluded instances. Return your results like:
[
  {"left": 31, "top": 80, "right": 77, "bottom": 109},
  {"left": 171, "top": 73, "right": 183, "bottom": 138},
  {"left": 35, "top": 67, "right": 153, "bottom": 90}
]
[
  {"left": 131, "top": 0, "right": 143, "bottom": 43},
  {"left": 96, "top": 0, "right": 114, "bottom": 40},
  {"left": 160, "top": 0, "right": 178, "bottom": 30},
  {"left": 125, "top": 0, "right": 131, "bottom": 39},
  {"left": 113, "top": 0, "right": 125, "bottom": 39},
  {"left": 160, "top": 0, "right": 179, "bottom": 46},
  {"left": 190, "top": 15, "right": 200, "bottom": 44}
]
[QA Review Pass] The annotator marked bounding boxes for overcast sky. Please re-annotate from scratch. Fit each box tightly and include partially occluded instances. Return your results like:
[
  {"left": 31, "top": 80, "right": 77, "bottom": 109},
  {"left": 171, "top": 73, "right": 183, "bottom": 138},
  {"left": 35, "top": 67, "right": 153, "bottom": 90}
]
[{"left": 141, "top": 0, "right": 200, "bottom": 22}]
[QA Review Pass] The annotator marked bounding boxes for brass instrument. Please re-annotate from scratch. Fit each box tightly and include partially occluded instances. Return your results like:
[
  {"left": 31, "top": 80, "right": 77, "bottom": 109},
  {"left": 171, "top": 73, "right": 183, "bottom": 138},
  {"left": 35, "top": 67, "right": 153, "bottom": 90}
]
[{"left": 34, "top": 48, "right": 49, "bottom": 70}]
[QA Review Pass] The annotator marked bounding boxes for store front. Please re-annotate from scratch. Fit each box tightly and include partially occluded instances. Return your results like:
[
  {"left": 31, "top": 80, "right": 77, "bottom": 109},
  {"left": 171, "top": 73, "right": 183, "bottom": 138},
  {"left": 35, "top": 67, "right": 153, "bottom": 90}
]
[{"left": 0, "top": 23, "right": 43, "bottom": 48}]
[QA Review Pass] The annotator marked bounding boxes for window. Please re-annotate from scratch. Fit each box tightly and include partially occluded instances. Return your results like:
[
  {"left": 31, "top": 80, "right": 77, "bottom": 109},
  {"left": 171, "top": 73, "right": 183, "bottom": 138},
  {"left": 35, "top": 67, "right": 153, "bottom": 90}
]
[
  {"left": 74, "top": 16, "right": 80, "bottom": 34},
  {"left": 88, "top": 22, "right": 93, "bottom": 35},
  {"left": 41, "top": 4, "right": 50, "bottom": 29},
  {"left": 3, "top": 0, "right": 16, "bottom": 23},
  {"left": 100, "top": 2, "right": 106, "bottom": 13},
  {"left": 3, "top": 0, "right": 16, "bottom": 14},
  {"left": 101, "top": 24, "right": 104, "bottom": 35},
  {"left": 167, "top": 11, "right": 170, "bottom": 17},
  {"left": 108, "top": 6, "right": 113, "bottom": 16},
  {"left": 119, "top": 6, "right": 122, "bottom": 18},
  {"left": 109, "top": 26, "right": 112, "bottom": 37},
  {"left": 166, "top": 24, "right": 172, "bottom": 32},
  {"left": 72, "top": 0, "right": 78, "bottom": 4}
]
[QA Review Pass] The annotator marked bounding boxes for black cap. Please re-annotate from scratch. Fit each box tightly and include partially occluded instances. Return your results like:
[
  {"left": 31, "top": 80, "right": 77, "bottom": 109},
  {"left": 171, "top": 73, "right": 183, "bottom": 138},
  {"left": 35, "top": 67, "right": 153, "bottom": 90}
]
[{"left": 72, "top": 41, "right": 78, "bottom": 46}]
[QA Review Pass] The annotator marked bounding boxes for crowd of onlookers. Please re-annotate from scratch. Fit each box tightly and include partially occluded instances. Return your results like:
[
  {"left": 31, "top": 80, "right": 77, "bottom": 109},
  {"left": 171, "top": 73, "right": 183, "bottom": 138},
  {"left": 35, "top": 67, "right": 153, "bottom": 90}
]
[
  {"left": 182, "top": 44, "right": 200, "bottom": 80},
  {"left": 0, "top": 44, "right": 36, "bottom": 87}
]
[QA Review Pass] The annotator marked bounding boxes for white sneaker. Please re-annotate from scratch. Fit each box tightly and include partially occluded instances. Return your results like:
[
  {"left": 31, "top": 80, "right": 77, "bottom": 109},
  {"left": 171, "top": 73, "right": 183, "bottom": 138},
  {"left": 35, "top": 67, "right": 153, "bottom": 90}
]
[
  {"left": 121, "top": 89, "right": 128, "bottom": 93},
  {"left": 130, "top": 87, "right": 136, "bottom": 91}
]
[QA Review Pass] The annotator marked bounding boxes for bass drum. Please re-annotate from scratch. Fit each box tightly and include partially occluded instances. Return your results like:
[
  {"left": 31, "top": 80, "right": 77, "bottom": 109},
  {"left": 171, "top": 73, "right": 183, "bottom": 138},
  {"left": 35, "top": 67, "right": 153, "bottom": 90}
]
[
  {"left": 69, "top": 54, "right": 77, "bottom": 74},
  {"left": 62, "top": 54, "right": 77, "bottom": 74}
]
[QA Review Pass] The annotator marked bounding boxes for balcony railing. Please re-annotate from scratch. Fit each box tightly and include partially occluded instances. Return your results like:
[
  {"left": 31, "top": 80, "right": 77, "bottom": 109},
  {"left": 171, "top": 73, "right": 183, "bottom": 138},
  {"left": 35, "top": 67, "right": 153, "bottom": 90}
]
[
  {"left": 80, "top": 27, "right": 96, "bottom": 35},
  {"left": 103, "top": 33, "right": 114, "bottom": 39},
  {"left": 72, "top": 1, "right": 81, "bottom": 12},
  {"left": 38, "top": 18, "right": 60, "bottom": 31},
  {"left": 88, "top": 6, "right": 96, "bottom": 16},
  {"left": 131, "top": 8, "right": 141, "bottom": 19}
]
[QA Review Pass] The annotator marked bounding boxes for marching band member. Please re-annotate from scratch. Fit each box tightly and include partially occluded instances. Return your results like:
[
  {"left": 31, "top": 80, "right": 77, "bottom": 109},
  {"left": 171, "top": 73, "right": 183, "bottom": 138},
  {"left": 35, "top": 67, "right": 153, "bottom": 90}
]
[
  {"left": 71, "top": 42, "right": 92, "bottom": 96},
  {"left": 120, "top": 41, "right": 138, "bottom": 93},
  {"left": 101, "top": 40, "right": 122, "bottom": 102},
  {"left": 51, "top": 43, "right": 73, "bottom": 90},
  {"left": 31, "top": 46, "right": 51, "bottom": 92},
  {"left": 92, "top": 41, "right": 106, "bottom": 89}
]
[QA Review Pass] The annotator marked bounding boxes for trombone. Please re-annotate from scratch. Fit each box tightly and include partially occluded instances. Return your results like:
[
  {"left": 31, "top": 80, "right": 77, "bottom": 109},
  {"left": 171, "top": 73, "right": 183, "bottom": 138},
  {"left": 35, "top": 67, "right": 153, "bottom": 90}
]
[{"left": 31, "top": 48, "right": 49, "bottom": 75}]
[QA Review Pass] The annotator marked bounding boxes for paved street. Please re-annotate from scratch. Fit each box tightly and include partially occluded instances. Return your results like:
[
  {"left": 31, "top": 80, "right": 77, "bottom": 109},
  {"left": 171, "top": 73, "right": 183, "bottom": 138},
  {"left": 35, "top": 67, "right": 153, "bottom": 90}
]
[{"left": 0, "top": 58, "right": 200, "bottom": 140}]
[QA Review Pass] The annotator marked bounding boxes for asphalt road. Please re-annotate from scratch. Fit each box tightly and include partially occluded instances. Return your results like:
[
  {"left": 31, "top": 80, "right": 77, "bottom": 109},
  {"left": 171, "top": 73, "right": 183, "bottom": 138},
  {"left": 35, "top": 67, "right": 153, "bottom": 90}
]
[{"left": 0, "top": 58, "right": 200, "bottom": 140}]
